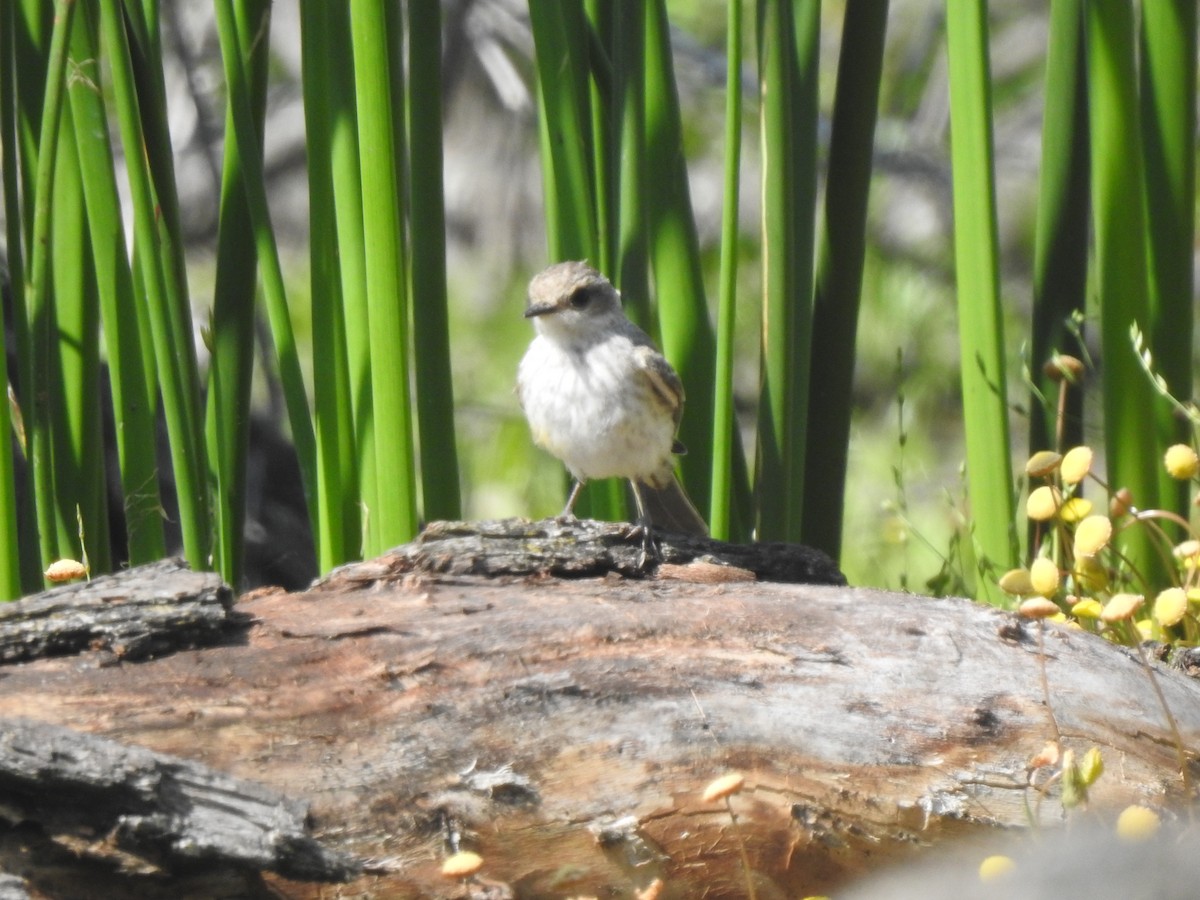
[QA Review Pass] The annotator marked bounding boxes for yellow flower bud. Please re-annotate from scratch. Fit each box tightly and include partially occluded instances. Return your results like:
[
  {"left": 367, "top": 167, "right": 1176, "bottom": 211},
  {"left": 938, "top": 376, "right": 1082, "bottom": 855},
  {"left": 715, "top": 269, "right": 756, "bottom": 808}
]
[
  {"left": 1070, "top": 597, "right": 1103, "bottom": 619},
  {"left": 1116, "top": 805, "right": 1161, "bottom": 842},
  {"left": 1073, "top": 515, "right": 1113, "bottom": 556},
  {"left": 1101, "top": 592, "right": 1144, "bottom": 622},
  {"left": 1059, "top": 446, "right": 1094, "bottom": 485},
  {"left": 1025, "top": 450, "right": 1062, "bottom": 478},
  {"left": 1164, "top": 443, "right": 1199, "bottom": 480},
  {"left": 1026, "top": 485, "right": 1062, "bottom": 521},
  {"left": 441, "top": 851, "right": 484, "bottom": 879},
  {"left": 1153, "top": 588, "right": 1188, "bottom": 628},
  {"left": 998, "top": 568, "right": 1034, "bottom": 596},
  {"left": 1019, "top": 597, "right": 1061, "bottom": 619},
  {"left": 702, "top": 772, "right": 745, "bottom": 803},
  {"left": 1029, "top": 557, "right": 1060, "bottom": 598},
  {"left": 44, "top": 558, "right": 87, "bottom": 582},
  {"left": 978, "top": 854, "right": 1016, "bottom": 882},
  {"left": 1058, "top": 496, "right": 1093, "bottom": 523}
]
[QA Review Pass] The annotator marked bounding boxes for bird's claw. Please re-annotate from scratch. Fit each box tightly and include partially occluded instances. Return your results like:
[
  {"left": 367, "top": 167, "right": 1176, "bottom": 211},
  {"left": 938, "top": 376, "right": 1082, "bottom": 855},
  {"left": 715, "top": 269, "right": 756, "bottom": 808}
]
[{"left": 626, "top": 522, "right": 661, "bottom": 571}]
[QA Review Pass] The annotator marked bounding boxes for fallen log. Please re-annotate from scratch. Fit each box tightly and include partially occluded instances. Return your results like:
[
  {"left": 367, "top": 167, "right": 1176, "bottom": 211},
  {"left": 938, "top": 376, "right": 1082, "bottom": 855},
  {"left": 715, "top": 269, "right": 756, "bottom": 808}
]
[
  {"left": 0, "top": 520, "right": 1195, "bottom": 898},
  {"left": 0, "top": 557, "right": 234, "bottom": 664},
  {"left": 0, "top": 719, "right": 359, "bottom": 884}
]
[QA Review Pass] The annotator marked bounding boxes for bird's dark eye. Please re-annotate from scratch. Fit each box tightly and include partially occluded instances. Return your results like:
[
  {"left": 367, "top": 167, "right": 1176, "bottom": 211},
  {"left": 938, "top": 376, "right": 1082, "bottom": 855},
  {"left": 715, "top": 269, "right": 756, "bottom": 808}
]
[{"left": 568, "top": 287, "right": 592, "bottom": 310}]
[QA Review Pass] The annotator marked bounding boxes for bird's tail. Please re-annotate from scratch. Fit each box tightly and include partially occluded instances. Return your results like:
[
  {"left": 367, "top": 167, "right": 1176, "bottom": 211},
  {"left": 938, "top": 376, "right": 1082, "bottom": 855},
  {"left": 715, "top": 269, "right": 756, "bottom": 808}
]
[{"left": 633, "top": 476, "right": 708, "bottom": 537}]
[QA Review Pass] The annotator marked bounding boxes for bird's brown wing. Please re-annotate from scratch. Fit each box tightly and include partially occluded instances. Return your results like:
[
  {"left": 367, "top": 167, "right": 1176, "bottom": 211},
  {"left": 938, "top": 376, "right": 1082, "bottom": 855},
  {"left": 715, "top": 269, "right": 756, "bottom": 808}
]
[{"left": 631, "top": 345, "right": 685, "bottom": 430}]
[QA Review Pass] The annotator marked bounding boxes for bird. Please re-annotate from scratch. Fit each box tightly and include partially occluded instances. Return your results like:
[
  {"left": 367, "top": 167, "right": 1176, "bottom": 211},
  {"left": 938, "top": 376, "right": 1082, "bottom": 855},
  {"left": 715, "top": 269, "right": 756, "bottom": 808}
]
[{"left": 516, "top": 261, "right": 708, "bottom": 550}]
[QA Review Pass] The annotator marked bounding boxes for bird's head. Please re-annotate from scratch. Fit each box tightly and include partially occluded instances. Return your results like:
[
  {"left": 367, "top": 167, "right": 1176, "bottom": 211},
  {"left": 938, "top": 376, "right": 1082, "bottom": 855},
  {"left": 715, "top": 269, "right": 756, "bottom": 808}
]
[{"left": 524, "top": 261, "right": 624, "bottom": 341}]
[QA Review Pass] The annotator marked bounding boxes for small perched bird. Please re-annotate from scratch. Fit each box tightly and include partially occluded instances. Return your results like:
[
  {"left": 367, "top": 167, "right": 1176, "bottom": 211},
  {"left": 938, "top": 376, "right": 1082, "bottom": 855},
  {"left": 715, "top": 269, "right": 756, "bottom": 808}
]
[{"left": 516, "top": 261, "right": 708, "bottom": 541}]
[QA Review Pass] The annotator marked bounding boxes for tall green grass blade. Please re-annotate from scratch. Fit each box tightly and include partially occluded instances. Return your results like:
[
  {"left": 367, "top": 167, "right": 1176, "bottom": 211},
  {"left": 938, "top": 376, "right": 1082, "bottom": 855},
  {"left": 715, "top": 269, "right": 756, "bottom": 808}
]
[
  {"left": 754, "top": 0, "right": 799, "bottom": 540},
  {"left": 612, "top": 1, "right": 647, "bottom": 313},
  {"left": 350, "top": 0, "right": 418, "bottom": 552},
  {"left": 102, "top": 0, "right": 210, "bottom": 570},
  {"left": 206, "top": 0, "right": 271, "bottom": 587},
  {"left": 643, "top": 0, "right": 715, "bottom": 518},
  {"left": 802, "top": 0, "right": 889, "bottom": 559},
  {"left": 407, "top": 0, "right": 461, "bottom": 522},
  {"left": 300, "top": 1, "right": 358, "bottom": 571},
  {"left": 214, "top": 0, "right": 318, "bottom": 537},
  {"left": 530, "top": 0, "right": 597, "bottom": 263},
  {"left": 945, "top": 0, "right": 1016, "bottom": 601},
  {"left": 1140, "top": 0, "right": 1196, "bottom": 516},
  {"left": 51, "top": 107, "right": 108, "bottom": 570},
  {"left": 13, "top": 0, "right": 46, "bottom": 255},
  {"left": 709, "top": 0, "right": 743, "bottom": 541},
  {"left": 24, "top": 0, "right": 75, "bottom": 573},
  {"left": 66, "top": 5, "right": 164, "bottom": 566},
  {"left": 0, "top": 0, "right": 38, "bottom": 594},
  {"left": 586, "top": 1, "right": 615, "bottom": 277},
  {"left": 785, "top": 0, "right": 820, "bottom": 540},
  {"left": 1086, "top": 0, "right": 1162, "bottom": 579},
  {"left": 315, "top": 3, "right": 370, "bottom": 559},
  {"left": 102, "top": 0, "right": 211, "bottom": 570},
  {"left": 1029, "top": 0, "right": 1089, "bottom": 459}
]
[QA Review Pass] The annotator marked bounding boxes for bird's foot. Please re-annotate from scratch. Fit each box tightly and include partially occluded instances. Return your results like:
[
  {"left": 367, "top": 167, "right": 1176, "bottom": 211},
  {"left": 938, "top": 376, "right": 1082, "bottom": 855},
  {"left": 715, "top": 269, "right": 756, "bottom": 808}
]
[{"left": 625, "top": 522, "right": 661, "bottom": 571}]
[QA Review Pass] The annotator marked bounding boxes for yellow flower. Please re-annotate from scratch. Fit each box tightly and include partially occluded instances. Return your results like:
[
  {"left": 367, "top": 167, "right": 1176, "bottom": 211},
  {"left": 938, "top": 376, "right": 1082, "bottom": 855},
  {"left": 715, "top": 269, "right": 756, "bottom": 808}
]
[
  {"left": 978, "top": 854, "right": 1015, "bottom": 882},
  {"left": 1101, "top": 593, "right": 1144, "bottom": 622},
  {"left": 1116, "top": 805, "right": 1161, "bottom": 842},
  {"left": 441, "top": 851, "right": 483, "bottom": 879},
  {"left": 1025, "top": 450, "right": 1062, "bottom": 478},
  {"left": 1029, "top": 557, "right": 1060, "bottom": 598},
  {"left": 1071, "top": 596, "right": 1103, "bottom": 619},
  {"left": 1164, "top": 443, "right": 1199, "bottom": 480},
  {"left": 44, "top": 558, "right": 87, "bottom": 582},
  {"left": 998, "top": 568, "right": 1034, "bottom": 596},
  {"left": 1019, "top": 597, "right": 1061, "bottom": 619},
  {"left": 1073, "top": 515, "right": 1113, "bottom": 556},
  {"left": 1060, "top": 445, "right": 1094, "bottom": 484},
  {"left": 1026, "top": 485, "right": 1062, "bottom": 521},
  {"left": 1153, "top": 588, "right": 1188, "bottom": 628},
  {"left": 702, "top": 772, "right": 745, "bottom": 803},
  {"left": 1058, "top": 496, "right": 1093, "bottom": 523}
]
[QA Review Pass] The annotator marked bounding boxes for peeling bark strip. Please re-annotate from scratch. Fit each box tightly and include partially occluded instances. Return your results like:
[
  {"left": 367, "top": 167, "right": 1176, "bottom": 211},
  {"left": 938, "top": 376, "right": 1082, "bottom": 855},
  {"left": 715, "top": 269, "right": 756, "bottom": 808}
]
[
  {"left": 0, "top": 558, "right": 235, "bottom": 664},
  {"left": 322, "top": 517, "right": 848, "bottom": 585},
  {"left": 0, "top": 718, "right": 359, "bottom": 883}
]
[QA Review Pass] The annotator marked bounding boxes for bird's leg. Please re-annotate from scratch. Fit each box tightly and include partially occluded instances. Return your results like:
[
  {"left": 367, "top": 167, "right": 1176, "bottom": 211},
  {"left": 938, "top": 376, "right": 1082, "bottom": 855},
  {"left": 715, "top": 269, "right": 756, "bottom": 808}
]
[
  {"left": 629, "top": 482, "right": 660, "bottom": 569},
  {"left": 558, "top": 479, "right": 585, "bottom": 521}
]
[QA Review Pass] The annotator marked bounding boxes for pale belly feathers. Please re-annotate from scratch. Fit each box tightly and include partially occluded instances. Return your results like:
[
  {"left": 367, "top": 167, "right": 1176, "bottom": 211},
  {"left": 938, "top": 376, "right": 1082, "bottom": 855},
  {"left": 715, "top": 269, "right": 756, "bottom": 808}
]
[{"left": 518, "top": 334, "right": 676, "bottom": 485}]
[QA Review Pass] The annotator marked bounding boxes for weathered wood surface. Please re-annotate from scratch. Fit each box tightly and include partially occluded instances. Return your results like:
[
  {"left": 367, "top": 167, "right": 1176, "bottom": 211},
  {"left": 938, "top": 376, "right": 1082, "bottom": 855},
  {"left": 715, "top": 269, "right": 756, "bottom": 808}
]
[
  {"left": 0, "top": 558, "right": 234, "bottom": 664},
  {"left": 0, "top": 522, "right": 1197, "bottom": 898},
  {"left": 324, "top": 517, "right": 847, "bottom": 585},
  {"left": 0, "top": 719, "right": 358, "bottom": 886}
]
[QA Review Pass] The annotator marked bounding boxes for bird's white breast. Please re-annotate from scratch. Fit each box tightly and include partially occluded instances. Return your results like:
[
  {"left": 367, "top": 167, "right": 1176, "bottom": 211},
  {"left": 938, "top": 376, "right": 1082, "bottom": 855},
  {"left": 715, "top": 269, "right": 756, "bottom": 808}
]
[{"left": 517, "top": 333, "right": 676, "bottom": 484}]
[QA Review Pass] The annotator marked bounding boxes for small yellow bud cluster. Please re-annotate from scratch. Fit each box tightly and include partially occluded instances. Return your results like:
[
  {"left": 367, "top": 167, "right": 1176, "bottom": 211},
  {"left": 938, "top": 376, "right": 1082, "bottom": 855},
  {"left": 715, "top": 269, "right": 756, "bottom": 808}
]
[
  {"left": 1002, "top": 444, "right": 1110, "bottom": 623},
  {"left": 1002, "top": 433, "right": 1200, "bottom": 645}
]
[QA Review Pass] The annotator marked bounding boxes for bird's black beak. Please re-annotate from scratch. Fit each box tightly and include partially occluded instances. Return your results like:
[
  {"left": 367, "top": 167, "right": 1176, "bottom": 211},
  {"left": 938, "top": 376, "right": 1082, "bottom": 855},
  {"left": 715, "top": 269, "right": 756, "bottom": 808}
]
[{"left": 524, "top": 301, "right": 557, "bottom": 318}]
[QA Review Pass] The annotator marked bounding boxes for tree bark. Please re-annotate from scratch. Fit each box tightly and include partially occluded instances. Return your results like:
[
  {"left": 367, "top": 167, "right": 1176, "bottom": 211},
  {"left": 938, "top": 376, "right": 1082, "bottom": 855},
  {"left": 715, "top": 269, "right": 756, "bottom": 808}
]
[{"left": 0, "top": 521, "right": 1196, "bottom": 898}]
